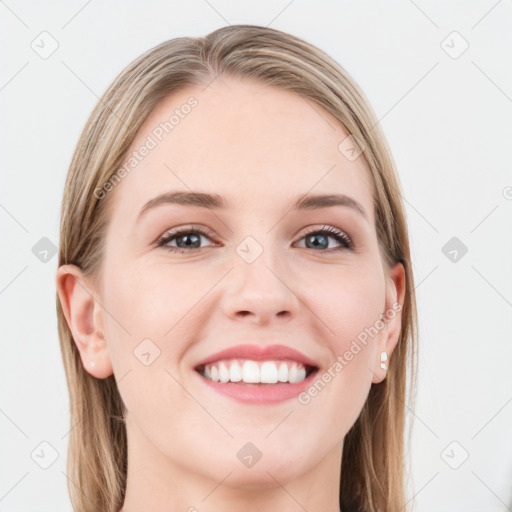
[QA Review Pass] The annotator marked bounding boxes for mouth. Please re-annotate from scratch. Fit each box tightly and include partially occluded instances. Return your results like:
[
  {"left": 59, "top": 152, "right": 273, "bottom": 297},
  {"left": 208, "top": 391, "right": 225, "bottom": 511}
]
[
  {"left": 193, "top": 358, "right": 320, "bottom": 404},
  {"left": 192, "top": 343, "right": 321, "bottom": 403},
  {"left": 194, "top": 359, "right": 319, "bottom": 385}
]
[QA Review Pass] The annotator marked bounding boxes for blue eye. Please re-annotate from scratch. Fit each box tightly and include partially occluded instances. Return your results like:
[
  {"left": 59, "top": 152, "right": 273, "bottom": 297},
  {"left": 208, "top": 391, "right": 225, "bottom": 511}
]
[
  {"left": 157, "top": 226, "right": 216, "bottom": 253},
  {"left": 157, "top": 225, "right": 353, "bottom": 253},
  {"left": 297, "top": 226, "right": 353, "bottom": 251}
]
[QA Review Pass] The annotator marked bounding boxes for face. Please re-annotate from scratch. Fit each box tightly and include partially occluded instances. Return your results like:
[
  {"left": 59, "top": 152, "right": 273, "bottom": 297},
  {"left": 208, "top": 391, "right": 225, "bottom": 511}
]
[{"left": 58, "top": 76, "right": 405, "bottom": 492}]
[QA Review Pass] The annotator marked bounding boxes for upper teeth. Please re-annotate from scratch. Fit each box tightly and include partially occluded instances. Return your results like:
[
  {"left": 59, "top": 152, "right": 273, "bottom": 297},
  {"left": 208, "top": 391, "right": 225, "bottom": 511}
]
[{"left": 200, "top": 359, "right": 308, "bottom": 384}]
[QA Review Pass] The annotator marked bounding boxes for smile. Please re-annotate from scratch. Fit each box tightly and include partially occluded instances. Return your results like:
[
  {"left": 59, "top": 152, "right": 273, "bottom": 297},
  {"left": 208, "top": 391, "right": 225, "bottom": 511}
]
[
  {"left": 194, "top": 361, "right": 319, "bottom": 404},
  {"left": 196, "top": 359, "right": 317, "bottom": 384}
]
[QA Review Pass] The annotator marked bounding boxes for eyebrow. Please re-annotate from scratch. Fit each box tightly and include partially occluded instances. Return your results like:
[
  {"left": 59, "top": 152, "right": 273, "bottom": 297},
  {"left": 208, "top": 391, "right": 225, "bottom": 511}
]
[{"left": 137, "top": 190, "right": 369, "bottom": 223}]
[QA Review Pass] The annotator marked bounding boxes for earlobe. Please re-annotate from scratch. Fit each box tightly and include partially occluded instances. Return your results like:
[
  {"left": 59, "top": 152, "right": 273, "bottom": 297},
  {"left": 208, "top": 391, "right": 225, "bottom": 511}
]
[
  {"left": 379, "top": 350, "right": 388, "bottom": 371},
  {"left": 372, "top": 350, "right": 390, "bottom": 384},
  {"left": 56, "top": 265, "right": 113, "bottom": 379},
  {"left": 371, "top": 262, "right": 406, "bottom": 384}
]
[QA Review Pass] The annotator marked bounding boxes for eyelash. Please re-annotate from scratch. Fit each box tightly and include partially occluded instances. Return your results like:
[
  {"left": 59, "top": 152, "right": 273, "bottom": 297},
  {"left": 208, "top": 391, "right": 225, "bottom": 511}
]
[{"left": 156, "top": 224, "right": 354, "bottom": 253}]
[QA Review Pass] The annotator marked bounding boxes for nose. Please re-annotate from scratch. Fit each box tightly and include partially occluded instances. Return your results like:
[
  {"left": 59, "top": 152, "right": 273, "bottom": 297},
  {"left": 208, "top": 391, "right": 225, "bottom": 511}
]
[{"left": 220, "top": 248, "right": 300, "bottom": 325}]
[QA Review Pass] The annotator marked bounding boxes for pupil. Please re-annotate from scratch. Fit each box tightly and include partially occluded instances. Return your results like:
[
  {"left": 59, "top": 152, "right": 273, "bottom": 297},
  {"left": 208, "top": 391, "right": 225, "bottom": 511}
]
[
  {"left": 306, "top": 234, "right": 327, "bottom": 250},
  {"left": 178, "top": 234, "right": 200, "bottom": 248}
]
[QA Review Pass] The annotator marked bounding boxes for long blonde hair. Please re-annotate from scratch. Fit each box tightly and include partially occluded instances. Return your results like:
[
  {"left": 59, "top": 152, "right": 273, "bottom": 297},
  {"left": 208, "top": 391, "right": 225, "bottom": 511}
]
[{"left": 57, "top": 24, "right": 418, "bottom": 512}]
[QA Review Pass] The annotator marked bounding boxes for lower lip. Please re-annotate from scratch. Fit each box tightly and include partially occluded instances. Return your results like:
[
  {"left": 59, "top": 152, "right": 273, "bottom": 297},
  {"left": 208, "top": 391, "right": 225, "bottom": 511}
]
[{"left": 194, "top": 369, "right": 319, "bottom": 404}]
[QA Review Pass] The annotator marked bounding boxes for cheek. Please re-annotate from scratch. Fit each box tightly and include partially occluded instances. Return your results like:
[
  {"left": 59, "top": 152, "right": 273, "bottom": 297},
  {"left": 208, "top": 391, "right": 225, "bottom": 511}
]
[
  {"left": 303, "top": 262, "right": 385, "bottom": 340},
  {"left": 101, "top": 267, "right": 190, "bottom": 423},
  {"left": 298, "top": 312, "right": 381, "bottom": 440},
  {"left": 103, "top": 259, "right": 201, "bottom": 340},
  {"left": 298, "top": 264, "right": 384, "bottom": 413},
  {"left": 101, "top": 261, "right": 209, "bottom": 389}
]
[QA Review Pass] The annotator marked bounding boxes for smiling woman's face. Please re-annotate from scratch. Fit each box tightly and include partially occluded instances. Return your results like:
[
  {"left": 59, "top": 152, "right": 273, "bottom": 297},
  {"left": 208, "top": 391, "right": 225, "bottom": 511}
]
[{"left": 64, "top": 76, "right": 405, "bottom": 501}]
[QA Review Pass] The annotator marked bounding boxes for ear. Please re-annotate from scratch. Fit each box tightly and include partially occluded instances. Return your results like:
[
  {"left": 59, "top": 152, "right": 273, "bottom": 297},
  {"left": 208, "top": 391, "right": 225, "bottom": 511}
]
[
  {"left": 372, "top": 261, "right": 406, "bottom": 384},
  {"left": 56, "top": 264, "right": 113, "bottom": 378}
]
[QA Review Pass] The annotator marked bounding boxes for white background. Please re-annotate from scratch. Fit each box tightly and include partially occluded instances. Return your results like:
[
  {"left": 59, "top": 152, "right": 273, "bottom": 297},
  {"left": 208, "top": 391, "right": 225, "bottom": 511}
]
[{"left": 1, "top": 1, "right": 511, "bottom": 511}]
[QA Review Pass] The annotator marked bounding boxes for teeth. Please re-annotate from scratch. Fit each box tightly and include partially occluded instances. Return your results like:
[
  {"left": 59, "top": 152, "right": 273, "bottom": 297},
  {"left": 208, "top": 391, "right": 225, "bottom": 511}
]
[
  {"left": 229, "top": 361, "right": 242, "bottom": 382},
  {"left": 242, "top": 360, "right": 260, "bottom": 383},
  {"left": 260, "top": 361, "right": 278, "bottom": 383},
  {"left": 219, "top": 362, "right": 230, "bottom": 383},
  {"left": 199, "top": 359, "right": 310, "bottom": 384},
  {"left": 278, "top": 362, "right": 288, "bottom": 382}
]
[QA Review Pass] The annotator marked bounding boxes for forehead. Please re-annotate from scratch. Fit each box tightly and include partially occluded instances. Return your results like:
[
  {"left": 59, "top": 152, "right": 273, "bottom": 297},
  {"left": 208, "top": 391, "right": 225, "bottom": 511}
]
[{"left": 109, "top": 76, "right": 374, "bottom": 224}]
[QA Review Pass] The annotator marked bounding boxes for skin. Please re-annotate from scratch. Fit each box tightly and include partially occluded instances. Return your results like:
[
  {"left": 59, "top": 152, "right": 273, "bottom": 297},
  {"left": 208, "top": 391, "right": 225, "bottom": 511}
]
[{"left": 57, "top": 76, "right": 405, "bottom": 512}]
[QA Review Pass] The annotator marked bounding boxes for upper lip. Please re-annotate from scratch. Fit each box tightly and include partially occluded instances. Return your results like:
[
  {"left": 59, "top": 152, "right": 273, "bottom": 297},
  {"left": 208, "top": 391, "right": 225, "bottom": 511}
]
[{"left": 194, "top": 344, "right": 320, "bottom": 370}]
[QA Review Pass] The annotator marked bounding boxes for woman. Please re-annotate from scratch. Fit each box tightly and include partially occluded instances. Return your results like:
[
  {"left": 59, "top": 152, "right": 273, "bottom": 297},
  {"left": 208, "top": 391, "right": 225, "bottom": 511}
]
[{"left": 56, "top": 24, "right": 418, "bottom": 512}]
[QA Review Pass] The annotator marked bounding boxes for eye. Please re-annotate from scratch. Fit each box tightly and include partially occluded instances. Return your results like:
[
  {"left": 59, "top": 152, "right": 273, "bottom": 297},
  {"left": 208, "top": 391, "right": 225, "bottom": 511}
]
[
  {"left": 157, "top": 225, "right": 217, "bottom": 253},
  {"left": 156, "top": 224, "right": 354, "bottom": 254},
  {"left": 295, "top": 225, "right": 353, "bottom": 252}
]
